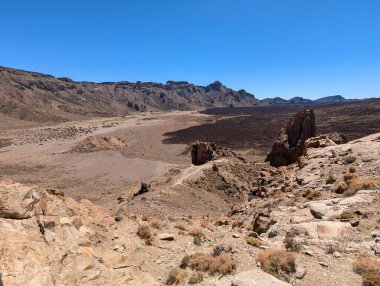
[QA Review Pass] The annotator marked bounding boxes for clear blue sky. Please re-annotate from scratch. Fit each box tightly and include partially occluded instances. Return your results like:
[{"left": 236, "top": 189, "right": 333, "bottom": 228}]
[{"left": 1, "top": 0, "right": 379, "bottom": 99}]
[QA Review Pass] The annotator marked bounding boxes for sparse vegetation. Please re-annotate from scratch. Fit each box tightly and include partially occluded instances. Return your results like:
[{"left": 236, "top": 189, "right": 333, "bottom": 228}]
[
  {"left": 166, "top": 268, "right": 188, "bottom": 285},
  {"left": 344, "top": 178, "right": 377, "bottom": 197},
  {"left": 245, "top": 236, "right": 264, "bottom": 247},
  {"left": 353, "top": 257, "right": 380, "bottom": 286},
  {"left": 188, "top": 271, "right": 203, "bottom": 284},
  {"left": 340, "top": 210, "right": 355, "bottom": 220},
  {"left": 150, "top": 219, "right": 163, "bottom": 230},
  {"left": 137, "top": 225, "right": 152, "bottom": 240},
  {"left": 349, "top": 166, "right": 356, "bottom": 173},
  {"left": 344, "top": 156, "right": 357, "bottom": 164},
  {"left": 284, "top": 229, "right": 304, "bottom": 252},
  {"left": 186, "top": 252, "right": 236, "bottom": 275},
  {"left": 326, "top": 174, "right": 337, "bottom": 184},
  {"left": 336, "top": 181, "right": 348, "bottom": 193},
  {"left": 189, "top": 227, "right": 207, "bottom": 239},
  {"left": 174, "top": 221, "right": 188, "bottom": 231},
  {"left": 213, "top": 245, "right": 232, "bottom": 257},
  {"left": 257, "top": 250, "right": 296, "bottom": 280}
]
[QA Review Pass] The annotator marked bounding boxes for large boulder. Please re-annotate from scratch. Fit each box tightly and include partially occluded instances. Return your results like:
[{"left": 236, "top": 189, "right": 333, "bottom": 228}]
[
  {"left": 0, "top": 183, "right": 40, "bottom": 219},
  {"left": 266, "top": 109, "right": 316, "bottom": 167},
  {"left": 191, "top": 142, "right": 217, "bottom": 165},
  {"left": 304, "top": 132, "right": 347, "bottom": 150}
]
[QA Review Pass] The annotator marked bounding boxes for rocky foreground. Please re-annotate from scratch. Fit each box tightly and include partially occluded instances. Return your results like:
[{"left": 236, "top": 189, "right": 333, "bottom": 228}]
[{"left": 0, "top": 130, "right": 379, "bottom": 285}]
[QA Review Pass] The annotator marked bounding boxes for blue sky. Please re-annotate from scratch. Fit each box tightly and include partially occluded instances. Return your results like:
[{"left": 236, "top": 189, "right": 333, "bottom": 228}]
[{"left": 1, "top": 0, "right": 379, "bottom": 99}]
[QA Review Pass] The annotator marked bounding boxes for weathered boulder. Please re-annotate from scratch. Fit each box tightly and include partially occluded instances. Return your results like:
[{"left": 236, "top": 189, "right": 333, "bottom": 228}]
[
  {"left": 191, "top": 142, "right": 217, "bottom": 165},
  {"left": 252, "top": 213, "right": 275, "bottom": 235},
  {"left": 304, "top": 132, "right": 348, "bottom": 150},
  {"left": 266, "top": 109, "right": 316, "bottom": 167},
  {"left": 287, "top": 221, "right": 352, "bottom": 240},
  {"left": 0, "top": 183, "right": 40, "bottom": 219}
]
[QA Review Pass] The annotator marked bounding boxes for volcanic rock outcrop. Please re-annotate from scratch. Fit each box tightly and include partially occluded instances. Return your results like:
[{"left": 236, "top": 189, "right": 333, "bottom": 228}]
[
  {"left": 191, "top": 142, "right": 244, "bottom": 165},
  {"left": 266, "top": 109, "right": 316, "bottom": 166},
  {"left": 191, "top": 142, "right": 217, "bottom": 165}
]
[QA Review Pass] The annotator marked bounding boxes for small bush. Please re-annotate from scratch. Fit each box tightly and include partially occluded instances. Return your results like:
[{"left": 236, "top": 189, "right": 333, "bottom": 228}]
[
  {"left": 307, "top": 190, "right": 321, "bottom": 200},
  {"left": 180, "top": 255, "right": 191, "bottom": 269},
  {"left": 344, "top": 156, "right": 356, "bottom": 164},
  {"left": 284, "top": 230, "right": 304, "bottom": 252},
  {"left": 188, "top": 271, "right": 203, "bottom": 284},
  {"left": 340, "top": 211, "right": 354, "bottom": 220},
  {"left": 189, "top": 227, "right": 207, "bottom": 238},
  {"left": 141, "top": 214, "right": 150, "bottom": 221},
  {"left": 344, "top": 173, "right": 356, "bottom": 182},
  {"left": 344, "top": 178, "right": 377, "bottom": 197},
  {"left": 326, "top": 174, "right": 337, "bottom": 184},
  {"left": 166, "top": 268, "right": 188, "bottom": 285},
  {"left": 188, "top": 253, "right": 213, "bottom": 272},
  {"left": 150, "top": 219, "right": 163, "bottom": 230},
  {"left": 174, "top": 221, "right": 188, "bottom": 231},
  {"left": 213, "top": 245, "right": 232, "bottom": 257},
  {"left": 245, "top": 236, "right": 263, "bottom": 247},
  {"left": 353, "top": 256, "right": 380, "bottom": 286},
  {"left": 257, "top": 250, "right": 296, "bottom": 280},
  {"left": 187, "top": 253, "right": 236, "bottom": 275},
  {"left": 336, "top": 181, "right": 348, "bottom": 193},
  {"left": 193, "top": 235, "right": 203, "bottom": 246},
  {"left": 137, "top": 225, "right": 152, "bottom": 239},
  {"left": 209, "top": 253, "right": 237, "bottom": 275},
  {"left": 349, "top": 167, "right": 356, "bottom": 173}
]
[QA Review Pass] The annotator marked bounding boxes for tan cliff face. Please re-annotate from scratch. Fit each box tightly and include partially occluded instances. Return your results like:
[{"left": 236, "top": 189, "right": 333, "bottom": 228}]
[
  {"left": 0, "top": 132, "right": 379, "bottom": 286},
  {"left": 0, "top": 66, "right": 258, "bottom": 123}
]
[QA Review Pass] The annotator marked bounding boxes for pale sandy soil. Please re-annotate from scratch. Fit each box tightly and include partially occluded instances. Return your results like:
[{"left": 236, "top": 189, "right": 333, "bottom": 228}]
[{"left": 0, "top": 111, "right": 208, "bottom": 211}]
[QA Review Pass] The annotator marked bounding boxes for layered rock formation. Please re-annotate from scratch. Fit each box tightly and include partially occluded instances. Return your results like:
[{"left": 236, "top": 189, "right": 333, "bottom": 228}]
[{"left": 266, "top": 109, "right": 316, "bottom": 166}]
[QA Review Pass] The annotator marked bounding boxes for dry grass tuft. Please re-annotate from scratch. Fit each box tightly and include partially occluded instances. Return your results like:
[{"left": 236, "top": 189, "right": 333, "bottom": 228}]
[
  {"left": 200, "top": 220, "right": 214, "bottom": 231},
  {"left": 344, "top": 178, "right": 377, "bottom": 197},
  {"left": 245, "top": 236, "right": 264, "bottom": 247},
  {"left": 353, "top": 256, "right": 380, "bottom": 286},
  {"left": 257, "top": 250, "right": 296, "bottom": 279},
  {"left": 150, "top": 219, "right": 164, "bottom": 230},
  {"left": 174, "top": 221, "right": 188, "bottom": 231},
  {"left": 326, "top": 174, "right": 337, "bottom": 184},
  {"left": 187, "top": 253, "right": 236, "bottom": 275},
  {"left": 209, "top": 253, "right": 237, "bottom": 275},
  {"left": 340, "top": 210, "right": 354, "bottom": 220},
  {"left": 189, "top": 227, "right": 207, "bottom": 246},
  {"left": 137, "top": 225, "right": 152, "bottom": 240},
  {"left": 336, "top": 181, "right": 348, "bottom": 193},
  {"left": 188, "top": 271, "right": 203, "bottom": 284},
  {"left": 166, "top": 268, "right": 188, "bottom": 285}
]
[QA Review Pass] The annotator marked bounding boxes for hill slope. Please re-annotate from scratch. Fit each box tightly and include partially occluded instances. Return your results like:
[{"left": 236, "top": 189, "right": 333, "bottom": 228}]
[{"left": 0, "top": 66, "right": 259, "bottom": 122}]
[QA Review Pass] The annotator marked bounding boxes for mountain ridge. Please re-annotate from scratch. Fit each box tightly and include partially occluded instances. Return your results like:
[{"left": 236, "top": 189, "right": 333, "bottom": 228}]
[{"left": 0, "top": 65, "right": 366, "bottom": 123}]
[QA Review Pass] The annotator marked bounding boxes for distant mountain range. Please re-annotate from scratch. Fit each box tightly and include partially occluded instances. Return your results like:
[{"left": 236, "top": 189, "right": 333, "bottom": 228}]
[
  {"left": 0, "top": 65, "right": 362, "bottom": 122},
  {"left": 261, "top": 95, "right": 357, "bottom": 105}
]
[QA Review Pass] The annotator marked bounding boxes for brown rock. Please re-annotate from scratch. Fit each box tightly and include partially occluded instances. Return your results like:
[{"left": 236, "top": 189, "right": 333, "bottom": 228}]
[
  {"left": 266, "top": 109, "right": 316, "bottom": 167},
  {"left": 191, "top": 142, "right": 217, "bottom": 165},
  {"left": 252, "top": 213, "right": 275, "bottom": 235},
  {"left": 304, "top": 132, "right": 348, "bottom": 150}
]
